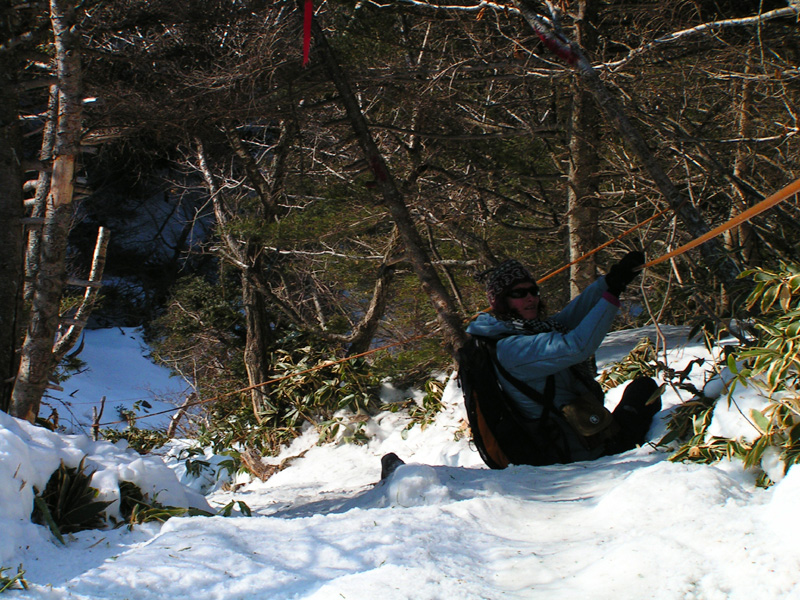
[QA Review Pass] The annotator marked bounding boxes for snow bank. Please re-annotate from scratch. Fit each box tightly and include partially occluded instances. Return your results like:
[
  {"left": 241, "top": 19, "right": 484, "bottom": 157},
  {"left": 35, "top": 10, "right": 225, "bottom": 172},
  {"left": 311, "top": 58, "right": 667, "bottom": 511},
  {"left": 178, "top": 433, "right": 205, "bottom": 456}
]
[
  {"left": 0, "top": 410, "right": 210, "bottom": 565},
  {"left": 5, "top": 324, "right": 800, "bottom": 600}
]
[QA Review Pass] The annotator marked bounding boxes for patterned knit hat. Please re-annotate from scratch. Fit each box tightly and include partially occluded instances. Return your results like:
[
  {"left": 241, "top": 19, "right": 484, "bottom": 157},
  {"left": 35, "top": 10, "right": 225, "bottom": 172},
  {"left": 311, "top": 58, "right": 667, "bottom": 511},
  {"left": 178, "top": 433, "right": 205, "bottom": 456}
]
[{"left": 478, "top": 259, "right": 536, "bottom": 310}]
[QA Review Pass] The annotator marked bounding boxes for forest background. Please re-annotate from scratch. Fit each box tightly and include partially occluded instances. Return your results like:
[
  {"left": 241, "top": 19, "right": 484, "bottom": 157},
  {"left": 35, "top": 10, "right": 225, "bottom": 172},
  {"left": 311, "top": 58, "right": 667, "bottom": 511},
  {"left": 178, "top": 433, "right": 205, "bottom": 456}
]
[{"left": 1, "top": 0, "right": 799, "bottom": 456}]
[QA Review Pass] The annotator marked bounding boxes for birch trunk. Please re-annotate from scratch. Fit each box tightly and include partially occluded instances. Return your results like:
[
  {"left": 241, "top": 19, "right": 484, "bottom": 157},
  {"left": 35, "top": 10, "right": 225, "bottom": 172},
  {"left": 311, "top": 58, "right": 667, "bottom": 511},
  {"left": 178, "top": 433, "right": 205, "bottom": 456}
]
[
  {"left": 23, "top": 85, "right": 58, "bottom": 307},
  {"left": 10, "top": 0, "right": 83, "bottom": 422}
]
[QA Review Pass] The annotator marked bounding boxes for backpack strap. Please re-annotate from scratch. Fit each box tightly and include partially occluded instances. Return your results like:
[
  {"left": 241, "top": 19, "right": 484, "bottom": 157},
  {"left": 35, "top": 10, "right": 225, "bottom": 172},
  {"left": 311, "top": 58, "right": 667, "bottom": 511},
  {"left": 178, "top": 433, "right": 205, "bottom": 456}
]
[
  {"left": 479, "top": 336, "right": 555, "bottom": 412},
  {"left": 477, "top": 335, "right": 571, "bottom": 463}
]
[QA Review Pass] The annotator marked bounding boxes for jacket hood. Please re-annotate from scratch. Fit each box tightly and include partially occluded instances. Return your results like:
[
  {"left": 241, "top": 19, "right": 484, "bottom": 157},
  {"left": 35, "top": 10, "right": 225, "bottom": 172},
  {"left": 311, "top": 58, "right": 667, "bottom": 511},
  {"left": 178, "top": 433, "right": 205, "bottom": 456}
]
[{"left": 465, "top": 312, "right": 520, "bottom": 339}]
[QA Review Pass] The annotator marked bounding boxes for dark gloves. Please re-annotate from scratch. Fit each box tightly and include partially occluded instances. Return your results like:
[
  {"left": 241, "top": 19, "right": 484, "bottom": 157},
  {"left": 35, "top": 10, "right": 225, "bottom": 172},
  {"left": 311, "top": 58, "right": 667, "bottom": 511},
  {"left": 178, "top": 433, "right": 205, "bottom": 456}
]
[{"left": 605, "top": 251, "right": 645, "bottom": 297}]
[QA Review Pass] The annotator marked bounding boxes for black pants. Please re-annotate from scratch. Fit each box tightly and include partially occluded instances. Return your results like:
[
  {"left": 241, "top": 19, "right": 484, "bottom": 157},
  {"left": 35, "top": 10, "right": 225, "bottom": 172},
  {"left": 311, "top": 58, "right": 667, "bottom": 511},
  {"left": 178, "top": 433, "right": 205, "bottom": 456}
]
[
  {"left": 514, "top": 377, "right": 661, "bottom": 465},
  {"left": 606, "top": 377, "right": 661, "bottom": 455}
]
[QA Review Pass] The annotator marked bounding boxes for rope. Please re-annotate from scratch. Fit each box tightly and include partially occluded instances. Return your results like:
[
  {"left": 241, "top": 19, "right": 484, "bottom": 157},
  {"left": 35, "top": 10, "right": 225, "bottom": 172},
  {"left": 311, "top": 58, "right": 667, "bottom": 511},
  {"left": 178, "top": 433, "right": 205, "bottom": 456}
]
[
  {"left": 643, "top": 177, "right": 800, "bottom": 268},
  {"left": 98, "top": 178, "right": 800, "bottom": 427},
  {"left": 535, "top": 205, "right": 672, "bottom": 284},
  {"left": 97, "top": 333, "right": 429, "bottom": 427}
]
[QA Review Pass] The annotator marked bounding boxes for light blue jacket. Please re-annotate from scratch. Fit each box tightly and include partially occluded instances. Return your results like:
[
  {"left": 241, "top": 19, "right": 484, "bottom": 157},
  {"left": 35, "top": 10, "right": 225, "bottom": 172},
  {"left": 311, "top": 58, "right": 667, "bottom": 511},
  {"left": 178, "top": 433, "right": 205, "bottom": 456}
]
[{"left": 465, "top": 277, "right": 619, "bottom": 421}]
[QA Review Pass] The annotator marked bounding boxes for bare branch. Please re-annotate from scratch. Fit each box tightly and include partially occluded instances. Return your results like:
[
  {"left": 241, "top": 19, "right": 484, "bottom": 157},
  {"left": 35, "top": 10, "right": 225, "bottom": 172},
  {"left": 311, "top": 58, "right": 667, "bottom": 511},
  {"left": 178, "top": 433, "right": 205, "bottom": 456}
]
[
  {"left": 512, "top": 0, "right": 742, "bottom": 286},
  {"left": 52, "top": 226, "right": 110, "bottom": 362},
  {"left": 605, "top": 6, "right": 800, "bottom": 71}
]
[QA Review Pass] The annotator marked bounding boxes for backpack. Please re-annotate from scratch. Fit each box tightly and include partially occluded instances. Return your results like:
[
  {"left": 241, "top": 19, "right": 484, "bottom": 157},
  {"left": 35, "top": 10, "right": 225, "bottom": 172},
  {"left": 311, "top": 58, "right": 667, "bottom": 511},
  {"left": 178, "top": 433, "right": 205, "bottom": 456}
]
[{"left": 457, "top": 335, "right": 568, "bottom": 468}]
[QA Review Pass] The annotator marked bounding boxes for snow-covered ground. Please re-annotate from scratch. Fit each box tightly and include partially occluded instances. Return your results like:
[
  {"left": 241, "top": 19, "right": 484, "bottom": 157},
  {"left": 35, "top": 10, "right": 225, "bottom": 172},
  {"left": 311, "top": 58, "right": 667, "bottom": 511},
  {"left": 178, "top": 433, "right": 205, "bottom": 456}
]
[
  {"left": 45, "top": 328, "right": 191, "bottom": 434},
  {"left": 2, "top": 325, "right": 799, "bottom": 599}
]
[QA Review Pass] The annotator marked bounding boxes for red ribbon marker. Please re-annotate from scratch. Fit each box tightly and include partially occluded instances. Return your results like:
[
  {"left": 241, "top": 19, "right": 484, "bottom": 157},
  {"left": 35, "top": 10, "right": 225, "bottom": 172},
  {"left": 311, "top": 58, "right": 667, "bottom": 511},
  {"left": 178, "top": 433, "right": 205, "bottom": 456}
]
[{"left": 303, "top": 0, "right": 313, "bottom": 66}]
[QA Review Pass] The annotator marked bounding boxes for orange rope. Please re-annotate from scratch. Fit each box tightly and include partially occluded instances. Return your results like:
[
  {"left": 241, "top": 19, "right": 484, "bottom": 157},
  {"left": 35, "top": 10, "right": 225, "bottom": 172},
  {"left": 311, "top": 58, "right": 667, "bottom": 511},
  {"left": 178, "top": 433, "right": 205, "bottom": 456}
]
[
  {"left": 644, "top": 177, "right": 800, "bottom": 268},
  {"left": 536, "top": 205, "right": 672, "bottom": 284},
  {"left": 100, "top": 178, "right": 800, "bottom": 426}
]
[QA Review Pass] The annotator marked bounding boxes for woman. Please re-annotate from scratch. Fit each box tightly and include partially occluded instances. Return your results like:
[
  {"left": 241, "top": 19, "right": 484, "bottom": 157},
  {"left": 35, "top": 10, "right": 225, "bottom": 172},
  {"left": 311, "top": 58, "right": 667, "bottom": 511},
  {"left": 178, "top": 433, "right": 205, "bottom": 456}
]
[{"left": 465, "top": 254, "right": 661, "bottom": 465}]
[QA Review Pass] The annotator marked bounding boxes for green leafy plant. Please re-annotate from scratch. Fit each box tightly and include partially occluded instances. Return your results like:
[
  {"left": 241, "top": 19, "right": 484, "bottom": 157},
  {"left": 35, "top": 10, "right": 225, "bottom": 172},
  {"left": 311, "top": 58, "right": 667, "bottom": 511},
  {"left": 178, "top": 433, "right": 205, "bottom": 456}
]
[
  {"left": 101, "top": 426, "right": 170, "bottom": 455},
  {"left": 316, "top": 417, "right": 344, "bottom": 444},
  {"left": 406, "top": 379, "right": 446, "bottom": 430},
  {"left": 662, "top": 391, "right": 789, "bottom": 488},
  {"left": 31, "top": 457, "right": 112, "bottom": 542},
  {"left": 193, "top": 410, "right": 296, "bottom": 458},
  {"left": 664, "top": 263, "right": 800, "bottom": 486},
  {"left": 180, "top": 446, "right": 212, "bottom": 478},
  {"left": 178, "top": 445, "right": 239, "bottom": 482},
  {"left": 380, "top": 378, "right": 446, "bottom": 433},
  {"left": 118, "top": 480, "right": 148, "bottom": 523},
  {"left": 115, "top": 405, "right": 137, "bottom": 428},
  {"left": 735, "top": 263, "right": 800, "bottom": 392},
  {"left": 341, "top": 419, "right": 369, "bottom": 445},
  {"left": 658, "top": 393, "right": 717, "bottom": 448},
  {"left": 315, "top": 416, "right": 369, "bottom": 445},
  {"left": 598, "top": 336, "right": 704, "bottom": 394},
  {"left": 0, "top": 565, "right": 27, "bottom": 593},
  {"left": 118, "top": 480, "right": 214, "bottom": 528},
  {"left": 196, "top": 343, "right": 381, "bottom": 455},
  {"left": 267, "top": 349, "right": 378, "bottom": 427},
  {"left": 662, "top": 394, "right": 749, "bottom": 465},
  {"left": 125, "top": 500, "right": 214, "bottom": 528},
  {"left": 598, "top": 337, "right": 659, "bottom": 390},
  {"left": 217, "top": 500, "right": 253, "bottom": 517}
]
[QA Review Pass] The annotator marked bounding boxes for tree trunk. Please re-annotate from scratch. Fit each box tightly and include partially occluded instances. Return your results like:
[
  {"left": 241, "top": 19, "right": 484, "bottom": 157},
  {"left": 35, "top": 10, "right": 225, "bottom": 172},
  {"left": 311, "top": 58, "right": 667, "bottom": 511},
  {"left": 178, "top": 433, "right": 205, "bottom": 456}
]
[
  {"left": 346, "top": 230, "right": 401, "bottom": 355},
  {"left": 730, "top": 56, "right": 757, "bottom": 268},
  {"left": 345, "top": 263, "right": 395, "bottom": 356},
  {"left": 0, "top": 44, "right": 24, "bottom": 413},
  {"left": 52, "top": 227, "right": 110, "bottom": 364},
  {"left": 307, "top": 6, "right": 467, "bottom": 353},
  {"left": 10, "top": 0, "right": 83, "bottom": 422},
  {"left": 513, "top": 0, "right": 741, "bottom": 288},
  {"left": 242, "top": 266, "right": 273, "bottom": 423},
  {"left": 566, "top": 0, "right": 600, "bottom": 298},
  {"left": 198, "top": 138, "right": 277, "bottom": 423},
  {"left": 23, "top": 85, "right": 58, "bottom": 308}
]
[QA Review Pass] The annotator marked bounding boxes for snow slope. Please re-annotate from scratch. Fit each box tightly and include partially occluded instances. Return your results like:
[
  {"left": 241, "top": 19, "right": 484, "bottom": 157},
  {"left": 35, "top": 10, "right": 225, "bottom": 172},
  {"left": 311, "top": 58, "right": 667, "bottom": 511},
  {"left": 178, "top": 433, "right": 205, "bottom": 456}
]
[{"left": 2, "top": 325, "right": 799, "bottom": 599}]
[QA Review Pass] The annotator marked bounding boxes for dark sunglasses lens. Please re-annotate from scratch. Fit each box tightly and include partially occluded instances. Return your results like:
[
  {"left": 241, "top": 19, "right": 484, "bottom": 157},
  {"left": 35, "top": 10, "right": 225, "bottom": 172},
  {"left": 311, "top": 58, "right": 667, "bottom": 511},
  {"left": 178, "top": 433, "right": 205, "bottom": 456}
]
[{"left": 507, "top": 287, "right": 538, "bottom": 299}]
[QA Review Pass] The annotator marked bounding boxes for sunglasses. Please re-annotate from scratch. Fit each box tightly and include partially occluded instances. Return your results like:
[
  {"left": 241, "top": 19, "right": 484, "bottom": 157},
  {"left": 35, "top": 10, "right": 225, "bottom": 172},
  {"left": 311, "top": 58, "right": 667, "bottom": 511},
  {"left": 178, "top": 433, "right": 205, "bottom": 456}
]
[{"left": 506, "top": 286, "right": 539, "bottom": 299}]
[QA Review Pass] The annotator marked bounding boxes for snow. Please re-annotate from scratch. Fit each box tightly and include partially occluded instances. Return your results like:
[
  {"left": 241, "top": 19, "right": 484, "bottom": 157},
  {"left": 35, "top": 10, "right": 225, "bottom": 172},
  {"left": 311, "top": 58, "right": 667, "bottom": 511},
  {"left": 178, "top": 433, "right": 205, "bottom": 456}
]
[
  {"left": 46, "top": 328, "right": 190, "bottom": 434},
  {"left": 2, "top": 325, "right": 800, "bottom": 599}
]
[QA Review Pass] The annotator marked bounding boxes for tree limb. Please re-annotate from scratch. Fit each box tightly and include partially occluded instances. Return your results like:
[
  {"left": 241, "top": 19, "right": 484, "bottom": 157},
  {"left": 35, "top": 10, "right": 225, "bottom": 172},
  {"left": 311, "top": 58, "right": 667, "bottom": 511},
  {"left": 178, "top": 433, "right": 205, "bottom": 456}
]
[
  {"left": 306, "top": 1, "right": 468, "bottom": 352},
  {"left": 52, "top": 227, "right": 109, "bottom": 363},
  {"left": 512, "top": 0, "right": 741, "bottom": 286}
]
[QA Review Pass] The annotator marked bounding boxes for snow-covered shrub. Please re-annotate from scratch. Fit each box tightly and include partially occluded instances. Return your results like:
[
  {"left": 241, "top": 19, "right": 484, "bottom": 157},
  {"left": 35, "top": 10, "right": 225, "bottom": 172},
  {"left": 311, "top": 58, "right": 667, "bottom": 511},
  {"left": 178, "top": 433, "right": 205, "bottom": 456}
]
[
  {"left": 666, "top": 263, "right": 800, "bottom": 486},
  {"left": 31, "top": 458, "right": 112, "bottom": 543}
]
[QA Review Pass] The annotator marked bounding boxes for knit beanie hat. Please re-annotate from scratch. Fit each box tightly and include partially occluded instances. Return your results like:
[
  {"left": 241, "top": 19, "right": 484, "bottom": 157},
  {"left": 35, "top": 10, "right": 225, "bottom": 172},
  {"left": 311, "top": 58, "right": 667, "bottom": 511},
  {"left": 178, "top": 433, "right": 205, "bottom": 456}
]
[{"left": 479, "top": 259, "right": 536, "bottom": 310}]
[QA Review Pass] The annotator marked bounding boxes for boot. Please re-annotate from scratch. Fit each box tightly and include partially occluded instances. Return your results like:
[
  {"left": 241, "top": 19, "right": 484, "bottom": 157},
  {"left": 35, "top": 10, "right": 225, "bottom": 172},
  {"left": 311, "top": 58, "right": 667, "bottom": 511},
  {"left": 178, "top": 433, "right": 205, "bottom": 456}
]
[
  {"left": 380, "top": 452, "right": 405, "bottom": 479},
  {"left": 608, "top": 377, "right": 662, "bottom": 453}
]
